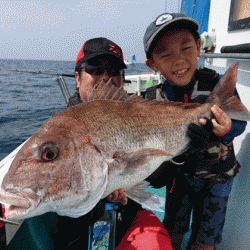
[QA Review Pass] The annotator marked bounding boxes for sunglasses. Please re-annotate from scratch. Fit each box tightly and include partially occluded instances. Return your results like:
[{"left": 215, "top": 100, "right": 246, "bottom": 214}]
[{"left": 79, "top": 64, "right": 123, "bottom": 76}]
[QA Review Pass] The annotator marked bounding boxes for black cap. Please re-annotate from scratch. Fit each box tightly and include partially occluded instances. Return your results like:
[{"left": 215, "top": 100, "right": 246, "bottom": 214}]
[
  {"left": 76, "top": 37, "right": 126, "bottom": 69},
  {"left": 143, "top": 13, "right": 199, "bottom": 59}
]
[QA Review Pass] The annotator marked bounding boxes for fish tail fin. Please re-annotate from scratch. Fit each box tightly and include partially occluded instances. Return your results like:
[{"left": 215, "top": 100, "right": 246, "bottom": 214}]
[{"left": 207, "top": 62, "right": 250, "bottom": 121}]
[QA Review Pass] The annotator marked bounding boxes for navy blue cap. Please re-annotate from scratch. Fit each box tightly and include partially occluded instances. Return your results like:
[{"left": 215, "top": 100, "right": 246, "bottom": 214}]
[{"left": 143, "top": 13, "right": 199, "bottom": 59}]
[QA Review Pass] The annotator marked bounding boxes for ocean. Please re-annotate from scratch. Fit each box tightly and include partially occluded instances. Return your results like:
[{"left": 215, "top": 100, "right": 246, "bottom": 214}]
[{"left": 0, "top": 59, "right": 151, "bottom": 161}]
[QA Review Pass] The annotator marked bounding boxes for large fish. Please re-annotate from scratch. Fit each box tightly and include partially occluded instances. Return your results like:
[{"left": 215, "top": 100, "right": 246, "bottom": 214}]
[{"left": 0, "top": 63, "right": 249, "bottom": 221}]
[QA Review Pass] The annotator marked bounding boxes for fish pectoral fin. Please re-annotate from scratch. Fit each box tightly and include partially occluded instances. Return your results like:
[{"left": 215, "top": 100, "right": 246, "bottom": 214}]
[
  {"left": 102, "top": 149, "right": 171, "bottom": 198},
  {"left": 115, "top": 149, "right": 172, "bottom": 175},
  {"left": 124, "top": 181, "right": 165, "bottom": 212},
  {"left": 90, "top": 133, "right": 172, "bottom": 175}
]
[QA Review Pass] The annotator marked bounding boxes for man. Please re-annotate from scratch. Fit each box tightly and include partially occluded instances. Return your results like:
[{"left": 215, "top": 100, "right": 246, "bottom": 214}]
[
  {"left": 56, "top": 37, "right": 141, "bottom": 249},
  {"left": 68, "top": 37, "right": 126, "bottom": 105}
]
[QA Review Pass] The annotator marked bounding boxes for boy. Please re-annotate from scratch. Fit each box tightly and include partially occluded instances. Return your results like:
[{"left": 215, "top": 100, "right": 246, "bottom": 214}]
[{"left": 143, "top": 13, "right": 247, "bottom": 250}]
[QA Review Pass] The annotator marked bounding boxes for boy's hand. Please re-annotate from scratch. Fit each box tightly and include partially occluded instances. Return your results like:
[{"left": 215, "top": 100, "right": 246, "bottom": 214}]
[
  {"left": 106, "top": 189, "right": 128, "bottom": 205},
  {"left": 199, "top": 105, "right": 232, "bottom": 136}
]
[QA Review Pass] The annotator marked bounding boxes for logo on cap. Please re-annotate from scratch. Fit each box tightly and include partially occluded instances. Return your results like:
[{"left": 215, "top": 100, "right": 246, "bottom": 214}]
[
  {"left": 108, "top": 44, "right": 122, "bottom": 58},
  {"left": 156, "top": 14, "right": 173, "bottom": 26}
]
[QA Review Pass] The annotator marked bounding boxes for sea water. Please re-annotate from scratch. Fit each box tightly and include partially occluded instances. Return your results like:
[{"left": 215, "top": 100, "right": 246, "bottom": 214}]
[{"left": 0, "top": 59, "right": 150, "bottom": 160}]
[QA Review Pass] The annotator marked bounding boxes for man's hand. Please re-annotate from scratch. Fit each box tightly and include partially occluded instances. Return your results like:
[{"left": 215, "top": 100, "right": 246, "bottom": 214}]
[
  {"left": 106, "top": 189, "right": 128, "bottom": 205},
  {"left": 199, "top": 105, "right": 232, "bottom": 136}
]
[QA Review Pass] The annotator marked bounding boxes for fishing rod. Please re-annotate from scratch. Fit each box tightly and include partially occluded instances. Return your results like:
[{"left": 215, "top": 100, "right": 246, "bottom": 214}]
[
  {"left": 57, "top": 76, "right": 71, "bottom": 104},
  {"left": 0, "top": 68, "right": 75, "bottom": 78},
  {"left": 0, "top": 217, "right": 20, "bottom": 226}
]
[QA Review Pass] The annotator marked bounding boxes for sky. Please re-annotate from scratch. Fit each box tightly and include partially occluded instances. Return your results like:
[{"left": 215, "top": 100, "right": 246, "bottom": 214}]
[{"left": 1, "top": 0, "right": 181, "bottom": 63}]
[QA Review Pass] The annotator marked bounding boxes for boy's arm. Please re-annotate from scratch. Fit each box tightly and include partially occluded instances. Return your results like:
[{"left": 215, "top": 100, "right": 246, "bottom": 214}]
[{"left": 221, "top": 119, "right": 247, "bottom": 141}]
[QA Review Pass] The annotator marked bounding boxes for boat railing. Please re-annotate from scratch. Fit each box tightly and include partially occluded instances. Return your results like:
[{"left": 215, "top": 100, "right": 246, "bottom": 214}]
[
  {"left": 200, "top": 53, "right": 250, "bottom": 77},
  {"left": 200, "top": 53, "right": 250, "bottom": 60}
]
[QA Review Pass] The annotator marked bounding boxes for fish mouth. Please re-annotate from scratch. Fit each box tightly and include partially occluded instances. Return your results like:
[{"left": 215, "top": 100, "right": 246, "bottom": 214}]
[{"left": 0, "top": 190, "right": 39, "bottom": 220}]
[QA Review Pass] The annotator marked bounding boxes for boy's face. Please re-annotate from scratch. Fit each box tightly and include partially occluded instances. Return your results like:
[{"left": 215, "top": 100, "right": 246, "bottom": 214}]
[{"left": 146, "top": 29, "right": 201, "bottom": 87}]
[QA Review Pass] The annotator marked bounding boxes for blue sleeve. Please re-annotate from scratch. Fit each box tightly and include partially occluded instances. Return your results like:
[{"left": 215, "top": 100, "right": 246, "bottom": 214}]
[
  {"left": 221, "top": 119, "right": 247, "bottom": 141},
  {"left": 215, "top": 74, "right": 247, "bottom": 141}
]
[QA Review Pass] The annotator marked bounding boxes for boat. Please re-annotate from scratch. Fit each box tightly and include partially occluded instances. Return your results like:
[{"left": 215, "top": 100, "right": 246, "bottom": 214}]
[
  {"left": 132, "top": 55, "right": 136, "bottom": 63},
  {"left": 124, "top": 58, "right": 132, "bottom": 65},
  {"left": 124, "top": 71, "right": 164, "bottom": 97},
  {"left": 124, "top": 55, "right": 136, "bottom": 66},
  {"left": 1, "top": 0, "right": 250, "bottom": 249}
]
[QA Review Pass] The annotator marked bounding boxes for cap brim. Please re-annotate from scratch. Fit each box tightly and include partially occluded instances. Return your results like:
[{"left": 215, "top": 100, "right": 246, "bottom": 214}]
[{"left": 81, "top": 53, "right": 127, "bottom": 69}]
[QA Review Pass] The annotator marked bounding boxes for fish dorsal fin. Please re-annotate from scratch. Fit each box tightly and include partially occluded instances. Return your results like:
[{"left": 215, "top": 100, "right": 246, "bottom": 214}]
[
  {"left": 87, "top": 79, "right": 147, "bottom": 103},
  {"left": 87, "top": 79, "right": 165, "bottom": 104},
  {"left": 87, "top": 79, "right": 201, "bottom": 108},
  {"left": 87, "top": 79, "right": 129, "bottom": 102}
]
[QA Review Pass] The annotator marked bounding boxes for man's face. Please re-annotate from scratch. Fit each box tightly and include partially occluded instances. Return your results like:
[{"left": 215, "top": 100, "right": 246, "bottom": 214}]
[
  {"left": 75, "top": 58, "right": 123, "bottom": 102},
  {"left": 146, "top": 29, "right": 201, "bottom": 87}
]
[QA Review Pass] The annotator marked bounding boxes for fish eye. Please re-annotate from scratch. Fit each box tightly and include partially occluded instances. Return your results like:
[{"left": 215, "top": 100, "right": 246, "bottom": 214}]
[{"left": 40, "top": 143, "right": 59, "bottom": 162}]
